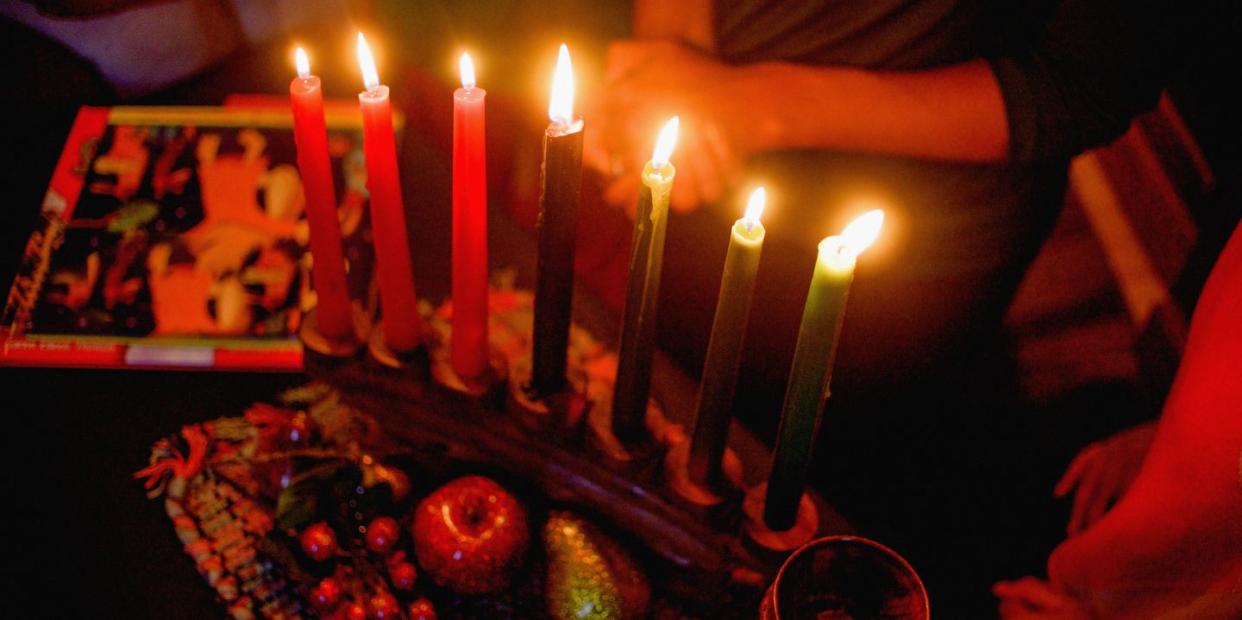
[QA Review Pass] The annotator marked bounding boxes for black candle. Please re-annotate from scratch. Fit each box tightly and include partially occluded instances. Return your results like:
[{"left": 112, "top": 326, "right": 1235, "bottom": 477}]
[{"left": 529, "top": 45, "right": 584, "bottom": 396}]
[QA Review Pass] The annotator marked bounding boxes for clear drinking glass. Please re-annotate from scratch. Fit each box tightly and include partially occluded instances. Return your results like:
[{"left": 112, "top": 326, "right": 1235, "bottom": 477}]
[{"left": 760, "top": 535, "right": 929, "bottom": 620}]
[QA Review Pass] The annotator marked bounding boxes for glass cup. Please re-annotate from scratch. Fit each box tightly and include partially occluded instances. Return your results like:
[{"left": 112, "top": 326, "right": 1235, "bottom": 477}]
[{"left": 760, "top": 535, "right": 929, "bottom": 620}]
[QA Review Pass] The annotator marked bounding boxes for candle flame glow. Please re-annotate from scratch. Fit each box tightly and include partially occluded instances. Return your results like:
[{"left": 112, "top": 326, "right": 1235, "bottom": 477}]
[
  {"left": 356, "top": 33, "right": 380, "bottom": 92},
  {"left": 743, "top": 187, "right": 766, "bottom": 230},
  {"left": 839, "top": 209, "right": 884, "bottom": 257},
  {"left": 460, "top": 52, "right": 476, "bottom": 90},
  {"left": 651, "top": 116, "right": 680, "bottom": 168},
  {"left": 294, "top": 47, "right": 310, "bottom": 79},
  {"left": 548, "top": 44, "right": 574, "bottom": 125}
]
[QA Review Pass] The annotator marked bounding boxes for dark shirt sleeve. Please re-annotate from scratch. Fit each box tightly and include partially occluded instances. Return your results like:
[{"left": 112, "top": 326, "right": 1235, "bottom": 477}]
[{"left": 988, "top": 0, "right": 1185, "bottom": 162}]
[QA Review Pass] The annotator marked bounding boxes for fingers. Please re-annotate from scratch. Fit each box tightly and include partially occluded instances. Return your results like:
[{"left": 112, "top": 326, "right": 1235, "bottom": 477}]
[
  {"left": 1078, "top": 490, "right": 1111, "bottom": 535},
  {"left": 995, "top": 578, "right": 1091, "bottom": 620},
  {"left": 596, "top": 40, "right": 744, "bottom": 216},
  {"left": 1066, "top": 473, "right": 1093, "bottom": 535},
  {"left": 1062, "top": 435, "right": 1139, "bottom": 535},
  {"left": 669, "top": 158, "right": 701, "bottom": 213},
  {"left": 582, "top": 128, "right": 615, "bottom": 176},
  {"left": 682, "top": 130, "right": 721, "bottom": 212},
  {"left": 702, "top": 121, "right": 743, "bottom": 188},
  {"left": 1055, "top": 442, "right": 1101, "bottom": 497},
  {"left": 994, "top": 577, "right": 1070, "bottom": 609},
  {"left": 666, "top": 118, "right": 742, "bottom": 214},
  {"left": 1067, "top": 459, "right": 1122, "bottom": 536},
  {"left": 998, "top": 598, "right": 1044, "bottom": 620}
]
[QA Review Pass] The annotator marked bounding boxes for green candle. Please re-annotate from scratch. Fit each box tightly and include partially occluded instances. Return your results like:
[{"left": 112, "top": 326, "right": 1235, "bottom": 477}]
[
  {"left": 611, "top": 117, "right": 679, "bottom": 443},
  {"left": 687, "top": 187, "right": 767, "bottom": 488},
  {"left": 764, "top": 210, "right": 884, "bottom": 531}
]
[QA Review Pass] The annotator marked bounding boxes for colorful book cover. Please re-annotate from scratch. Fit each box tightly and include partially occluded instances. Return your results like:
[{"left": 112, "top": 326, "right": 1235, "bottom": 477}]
[{"left": 1, "top": 104, "right": 382, "bottom": 370}]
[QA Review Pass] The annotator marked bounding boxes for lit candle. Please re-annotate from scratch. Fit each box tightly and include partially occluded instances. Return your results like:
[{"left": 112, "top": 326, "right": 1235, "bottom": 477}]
[
  {"left": 289, "top": 47, "right": 353, "bottom": 340},
  {"left": 764, "top": 210, "right": 884, "bottom": 530},
  {"left": 356, "top": 33, "right": 420, "bottom": 352},
  {"left": 529, "top": 44, "right": 584, "bottom": 395},
  {"left": 611, "top": 117, "right": 679, "bottom": 442},
  {"left": 451, "top": 52, "right": 489, "bottom": 378},
  {"left": 687, "top": 187, "right": 767, "bottom": 487}
]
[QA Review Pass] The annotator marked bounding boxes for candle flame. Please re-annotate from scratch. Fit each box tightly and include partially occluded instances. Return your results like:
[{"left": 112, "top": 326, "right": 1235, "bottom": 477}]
[
  {"left": 743, "top": 187, "right": 766, "bottom": 230},
  {"left": 548, "top": 44, "right": 574, "bottom": 125},
  {"left": 651, "top": 116, "right": 680, "bottom": 168},
  {"left": 460, "top": 52, "right": 476, "bottom": 89},
  {"left": 294, "top": 47, "right": 310, "bottom": 79},
  {"left": 839, "top": 209, "right": 884, "bottom": 257},
  {"left": 357, "top": 33, "right": 380, "bottom": 92}
]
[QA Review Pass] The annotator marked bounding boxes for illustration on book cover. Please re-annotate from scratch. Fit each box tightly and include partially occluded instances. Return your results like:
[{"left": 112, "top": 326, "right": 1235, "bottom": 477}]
[{"left": 3, "top": 109, "right": 374, "bottom": 365}]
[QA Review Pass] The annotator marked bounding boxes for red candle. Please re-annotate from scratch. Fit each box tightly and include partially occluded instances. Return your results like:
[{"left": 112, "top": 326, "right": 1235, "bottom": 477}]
[
  {"left": 451, "top": 52, "right": 489, "bottom": 378},
  {"left": 356, "top": 33, "right": 420, "bottom": 352},
  {"left": 289, "top": 47, "right": 353, "bottom": 340}
]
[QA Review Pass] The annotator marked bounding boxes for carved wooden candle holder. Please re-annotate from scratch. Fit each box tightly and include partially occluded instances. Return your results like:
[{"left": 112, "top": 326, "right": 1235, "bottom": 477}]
[
  {"left": 507, "top": 355, "right": 590, "bottom": 441},
  {"left": 422, "top": 315, "right": 508, "bottom": 402},
  {"left": 304, "top": 289, "right": 849, "bottom": 614},
  {"left": 297, "top": 304, "right": 371, "bottom": 357}
]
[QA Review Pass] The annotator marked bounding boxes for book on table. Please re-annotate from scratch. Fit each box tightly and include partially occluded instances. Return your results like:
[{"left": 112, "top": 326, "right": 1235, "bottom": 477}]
[{"left": 1, "top": 102, "right": 387, "bottom": 370}]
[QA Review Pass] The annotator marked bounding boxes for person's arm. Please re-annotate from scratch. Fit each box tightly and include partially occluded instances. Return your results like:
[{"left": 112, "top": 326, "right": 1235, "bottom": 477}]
[
  {"left": 594, "top": 44, "right": 1009, "bottom": 208},
  {"left": 727, "top": 59, "right": 1010, "bottom": 162},
  {"left": 729, "top": 0, "right": 1179, "bottom": 163},
  {"left": 595, "top": 0, "right": 1182, "bottom": 210}
]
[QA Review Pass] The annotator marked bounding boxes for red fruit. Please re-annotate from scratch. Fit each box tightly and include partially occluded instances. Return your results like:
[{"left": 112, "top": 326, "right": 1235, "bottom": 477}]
[
  {"left": 412, "top": 476, "right": 529, "bottom": 594},
  {"left": 300, "top": 522, "right": 338, "bottom": 561},
  {"left": 368, "top": 591, "right": 399, "bottom": 619},
  {"left": 365, "top": 516, "right": 400, "bottom": 554},
  {"left": 407, "top": 598, "right": 437, "bottom": 620},
  {"left": 388, "top": 561, "right": 417, "bottom": 590},
  {"left": 309, "top": 577, "right": 342, "bottom": 610},
  {"left": 341, "top": 602, "right": 367, "bottom": 620}
]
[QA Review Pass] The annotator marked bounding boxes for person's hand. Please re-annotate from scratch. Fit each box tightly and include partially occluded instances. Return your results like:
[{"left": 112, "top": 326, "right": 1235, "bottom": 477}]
[
  {"left": 584, "top": 40, "right": 749, "bottom": 217},
  {"left": 1054, "top": 422, "right": 1156, "bottom": 536},
  {"left": 995, "top": 577, "right": 1093, "bottom": 620}
]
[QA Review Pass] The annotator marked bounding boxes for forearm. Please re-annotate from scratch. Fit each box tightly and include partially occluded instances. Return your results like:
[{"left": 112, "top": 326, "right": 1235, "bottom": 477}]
[{"left": 732, "top": 59, "right": 1011, "bottom": 163}]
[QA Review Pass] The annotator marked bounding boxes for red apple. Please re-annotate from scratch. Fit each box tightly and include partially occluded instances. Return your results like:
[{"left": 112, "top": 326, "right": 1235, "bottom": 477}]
[{"left": 411, "top": 476, "right": 529, "bottom": 593}]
